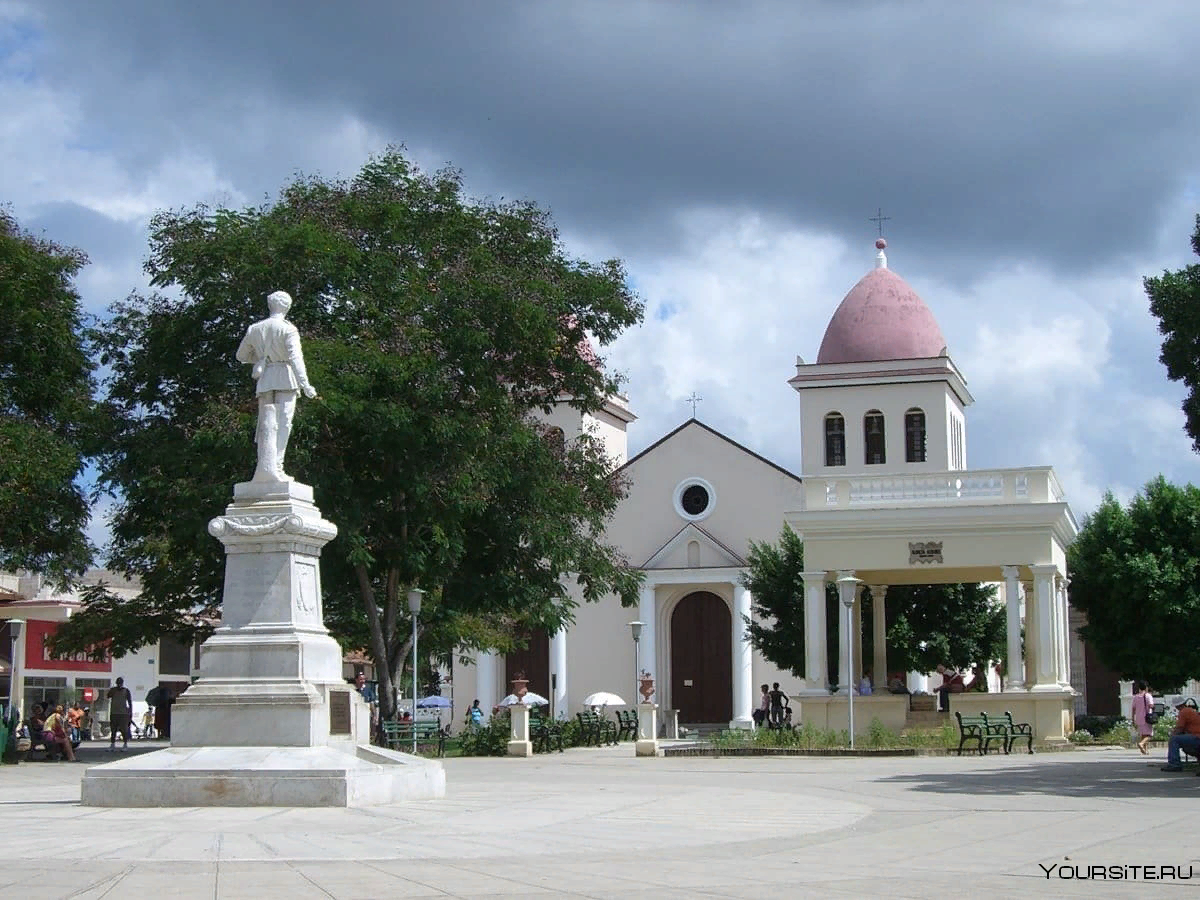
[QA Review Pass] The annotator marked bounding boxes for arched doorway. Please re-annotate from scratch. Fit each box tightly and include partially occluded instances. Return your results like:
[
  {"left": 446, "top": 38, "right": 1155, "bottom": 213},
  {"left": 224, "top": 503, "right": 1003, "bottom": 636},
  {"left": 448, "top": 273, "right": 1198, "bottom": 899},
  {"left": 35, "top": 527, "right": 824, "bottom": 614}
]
[
  {"left": 670, "top": 592, "right": 732, "bottom": 723},
  {"left": 505, "top": 627, "right": 550, "bottom": 701}
]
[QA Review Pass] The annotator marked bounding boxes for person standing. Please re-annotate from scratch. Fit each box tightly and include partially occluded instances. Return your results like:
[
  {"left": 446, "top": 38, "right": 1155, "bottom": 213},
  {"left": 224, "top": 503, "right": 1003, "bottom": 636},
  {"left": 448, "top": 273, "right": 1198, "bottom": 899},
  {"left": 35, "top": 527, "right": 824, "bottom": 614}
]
[
  {"left": 1131, "top": 681, "right": 1154, "bottom": 755},
  {"left": 107, "top": 677, "right": 133, "bottom": 751},
  {"left": 467, "top": 699, "right": 484, "bottom": 731},
  {"left": 66, "top": 702, "right": 84, "bottom": 744},
  {"left": 768, "top": 683, "right": 789, "bottom": 728},
  {"left": 753, "top": 684, "right": 769, "bottom": 727}
]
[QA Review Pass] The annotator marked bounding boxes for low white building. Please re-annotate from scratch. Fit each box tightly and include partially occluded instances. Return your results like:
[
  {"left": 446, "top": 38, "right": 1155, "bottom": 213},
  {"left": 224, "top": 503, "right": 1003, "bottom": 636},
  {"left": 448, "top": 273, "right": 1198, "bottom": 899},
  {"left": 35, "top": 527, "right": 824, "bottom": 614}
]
[
  {"left": 453, "top": 239, "right": 1082, "bottom": 740},
  {"left": 0, "top": 569, "right": 199, "bottom": 728}
]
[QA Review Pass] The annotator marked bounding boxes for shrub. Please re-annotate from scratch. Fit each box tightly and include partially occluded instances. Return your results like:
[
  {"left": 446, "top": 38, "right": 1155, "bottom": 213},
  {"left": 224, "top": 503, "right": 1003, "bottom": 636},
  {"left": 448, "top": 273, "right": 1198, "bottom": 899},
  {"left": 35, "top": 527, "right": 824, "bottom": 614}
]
[
  {"left": 1152, "top": 711, "right": 1177, "bottom": 742},
  {"left": 1075, "top": 715, "right": 1127, "bottom": 735},
  {"left": 1095, "top": 725, "right": 1133, "bottom": 745},
  {"left": 459, "top": 712, "right": 510, "bottom": 756},
  {"left": 1068, "top": 730, "right": 1095, "bottom": 744},
  {"left": 865, "top": 718, "right": 899, "bottom": 748}
]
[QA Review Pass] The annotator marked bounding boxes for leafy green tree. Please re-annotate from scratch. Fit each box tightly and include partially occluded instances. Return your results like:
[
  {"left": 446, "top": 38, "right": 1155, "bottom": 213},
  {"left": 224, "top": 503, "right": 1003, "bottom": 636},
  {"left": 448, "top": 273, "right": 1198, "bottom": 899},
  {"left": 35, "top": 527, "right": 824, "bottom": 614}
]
[
  {"left": 1068, "top": 476, "right": 1200, "bottom": 689},
  {"left": 0, "top": 210, "right": 95, "bottom": 581},
  {"left": 743, "top": 526, "right": 1004, "bottom": 681},
  {"left": 1146, "top": 214, "right": 1200, "bottom": 452},
  {"left": 866, "top": 582, "right": 1003, "bottom": 676},
  {"left": 51, "top": 149, "right": 643, "bottom": 716}
]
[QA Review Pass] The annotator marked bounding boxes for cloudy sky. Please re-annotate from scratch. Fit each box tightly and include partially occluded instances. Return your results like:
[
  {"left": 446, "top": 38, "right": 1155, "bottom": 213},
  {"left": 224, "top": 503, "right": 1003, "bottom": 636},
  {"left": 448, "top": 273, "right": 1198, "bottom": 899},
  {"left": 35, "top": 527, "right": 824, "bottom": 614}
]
[{"left": 4, "top": 1, "right": 1200, "bottom": 550}]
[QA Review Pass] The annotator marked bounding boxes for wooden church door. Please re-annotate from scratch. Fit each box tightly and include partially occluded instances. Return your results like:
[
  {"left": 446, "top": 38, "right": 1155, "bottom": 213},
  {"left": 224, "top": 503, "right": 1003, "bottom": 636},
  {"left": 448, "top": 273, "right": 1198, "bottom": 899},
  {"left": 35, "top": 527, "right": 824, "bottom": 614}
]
[
  {"left": 505, "top": 627, "right": 550, "bottom": 701},
  {"left": 670, "top": 591, "right": 732, "bottom": 723}
]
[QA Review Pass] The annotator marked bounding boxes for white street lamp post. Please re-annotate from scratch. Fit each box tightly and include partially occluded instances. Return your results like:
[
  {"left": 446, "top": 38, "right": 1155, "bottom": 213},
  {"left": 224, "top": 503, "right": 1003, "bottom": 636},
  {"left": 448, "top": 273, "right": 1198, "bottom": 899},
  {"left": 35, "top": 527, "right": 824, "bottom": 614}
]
[
  {"left": 407, "top": 589, "right": 424, "bottom": 754},
  {"left": 628, "top": 621, "right": 644, "bottom": 704},
  {"left": 836, "top": 575, "right": 860, "bottom": 749}
]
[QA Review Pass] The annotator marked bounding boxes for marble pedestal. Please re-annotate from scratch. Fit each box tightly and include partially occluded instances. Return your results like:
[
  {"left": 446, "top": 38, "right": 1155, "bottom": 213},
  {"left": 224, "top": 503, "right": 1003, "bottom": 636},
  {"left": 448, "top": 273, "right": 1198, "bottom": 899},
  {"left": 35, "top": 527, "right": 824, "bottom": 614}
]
[
  {"left": 635, "top": 703, "right": 660, "bottom": 757},
  {"left": 507, "top": 704, "right": 532, "bottom": 757},
  {"left": 82, "top": 480, "right": 445, "bottom": 807}
]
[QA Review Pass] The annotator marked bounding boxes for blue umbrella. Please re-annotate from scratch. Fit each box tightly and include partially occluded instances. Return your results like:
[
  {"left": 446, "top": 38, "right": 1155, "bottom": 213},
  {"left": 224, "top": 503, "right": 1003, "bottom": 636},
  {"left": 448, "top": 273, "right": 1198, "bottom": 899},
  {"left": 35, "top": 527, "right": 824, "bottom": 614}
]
[{"left": 417, "top": 695, "right": 452, "bottom": 708}]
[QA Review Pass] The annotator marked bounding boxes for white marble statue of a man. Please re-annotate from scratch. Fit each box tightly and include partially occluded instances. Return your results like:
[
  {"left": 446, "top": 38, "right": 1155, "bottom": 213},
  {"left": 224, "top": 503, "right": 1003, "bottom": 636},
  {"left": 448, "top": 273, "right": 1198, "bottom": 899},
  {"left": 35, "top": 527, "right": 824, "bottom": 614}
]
[{"left": 236, "top": 290, "right": 317, "bottom": 482}]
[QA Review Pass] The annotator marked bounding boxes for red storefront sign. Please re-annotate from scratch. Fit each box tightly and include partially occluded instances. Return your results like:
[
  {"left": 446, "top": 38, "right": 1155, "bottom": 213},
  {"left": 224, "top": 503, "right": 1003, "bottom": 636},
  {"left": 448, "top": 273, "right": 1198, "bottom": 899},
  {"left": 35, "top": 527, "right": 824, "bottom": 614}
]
[
  {"left": 82, "top": 688, "right": 95, "bottom": 702},
  {"left": 24, "top": 619, "right": 111, "bottom": 672}
]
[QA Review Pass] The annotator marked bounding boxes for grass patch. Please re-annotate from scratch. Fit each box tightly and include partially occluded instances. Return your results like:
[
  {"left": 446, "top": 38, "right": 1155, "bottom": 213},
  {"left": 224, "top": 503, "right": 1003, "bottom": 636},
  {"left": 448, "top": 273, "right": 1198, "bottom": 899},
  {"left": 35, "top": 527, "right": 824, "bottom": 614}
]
[{"left": 710, "top": 717, "right": 960, "bottom": 751}]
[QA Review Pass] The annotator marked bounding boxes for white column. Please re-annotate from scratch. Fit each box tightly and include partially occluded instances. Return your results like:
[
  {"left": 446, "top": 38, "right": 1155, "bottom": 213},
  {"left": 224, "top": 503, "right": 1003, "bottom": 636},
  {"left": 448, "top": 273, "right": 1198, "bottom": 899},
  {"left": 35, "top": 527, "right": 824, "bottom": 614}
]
[
  {"left": 801, "top": 572, "right": 828, "bottom": 693},
  {"left": 1056, "top": 575, "right": 1071, "bottom": 688},
  {"left": 11, "top": 621, "right": 25, "bottom": 720},
  {"left": 869, "top": 585, "right": 888, "bottom": 691},
  {"left": 550, "top": 628, "right": 568, "bottom": 720},
  {"left": 731, "top": 582, "right": 754, "bottom": 728},
  {"left": 852, "top": 583, "right": 865, "bottom": 688},
  {"left": 836, "top": 570, "right": 854, "bottom": 694},
  {"left": 1118, "top": 679, "right": 1134, "bottom": 722},
  {"left": 1000, "top": 566, "right": 1025, "bottom": 691},
  {"left": 1029, "top": 565, "right": 1060, "bottom": 691},
  {"left": 1021, "top": 580, "right": 1034, "bottom": 688},
  {"left": 476, "top": 650, "right": 498, "bottom": 721},
  {"left": 638, "top": 582, "right": 657, "bottom": 693}
]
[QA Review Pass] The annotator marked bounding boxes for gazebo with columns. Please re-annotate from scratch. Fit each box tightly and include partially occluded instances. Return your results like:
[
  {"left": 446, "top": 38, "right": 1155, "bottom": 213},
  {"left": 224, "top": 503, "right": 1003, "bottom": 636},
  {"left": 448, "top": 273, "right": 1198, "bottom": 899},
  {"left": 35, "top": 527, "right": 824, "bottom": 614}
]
[{"left": 786, "top": 239, "right": 1078, "bottom": 739}]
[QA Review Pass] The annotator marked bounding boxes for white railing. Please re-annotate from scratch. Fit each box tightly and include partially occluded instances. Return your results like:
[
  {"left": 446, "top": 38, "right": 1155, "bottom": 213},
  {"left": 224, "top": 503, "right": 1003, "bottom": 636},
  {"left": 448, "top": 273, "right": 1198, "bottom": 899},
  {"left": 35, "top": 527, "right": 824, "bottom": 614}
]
[{"left": 808, "top": 467, "right": 1067, "bottom": 510}]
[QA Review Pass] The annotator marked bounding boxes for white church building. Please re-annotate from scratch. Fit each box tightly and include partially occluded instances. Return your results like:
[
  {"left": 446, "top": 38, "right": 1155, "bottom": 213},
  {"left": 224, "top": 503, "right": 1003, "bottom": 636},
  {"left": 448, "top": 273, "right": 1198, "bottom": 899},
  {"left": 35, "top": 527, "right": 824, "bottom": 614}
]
[{"left": 453, "top": 239, "right": 1080, "bottom": 741}]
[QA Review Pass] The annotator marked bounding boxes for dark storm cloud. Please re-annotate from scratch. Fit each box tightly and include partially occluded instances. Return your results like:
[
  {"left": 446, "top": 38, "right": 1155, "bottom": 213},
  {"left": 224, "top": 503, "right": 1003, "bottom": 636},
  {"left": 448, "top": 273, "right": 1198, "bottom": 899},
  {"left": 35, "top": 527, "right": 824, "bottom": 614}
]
[
  {"left": 33, "top": 1, "right": 1200, "bottom": 275},
  {"left": 26, "top": 203, "right": 141, "bottom": 263}
]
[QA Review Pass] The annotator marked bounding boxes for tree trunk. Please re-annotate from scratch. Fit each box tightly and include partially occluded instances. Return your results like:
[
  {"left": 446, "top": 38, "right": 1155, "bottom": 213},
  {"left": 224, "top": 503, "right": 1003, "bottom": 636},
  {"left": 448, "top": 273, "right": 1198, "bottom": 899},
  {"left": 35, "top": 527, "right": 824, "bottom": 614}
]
[{"left": 354, "top": 562, "right": 419, "bottom": 721}]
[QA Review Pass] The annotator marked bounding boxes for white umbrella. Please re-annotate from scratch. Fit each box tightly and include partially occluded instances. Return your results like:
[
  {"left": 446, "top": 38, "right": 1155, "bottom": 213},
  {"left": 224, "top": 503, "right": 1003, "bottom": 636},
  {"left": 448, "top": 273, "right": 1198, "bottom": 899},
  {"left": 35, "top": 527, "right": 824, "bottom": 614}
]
[
  {"left": 499, "top": 691, "right": 550, "bottom": 706},
  {"left": 582, "top": 692, "right": 627, "bottom": 707}
]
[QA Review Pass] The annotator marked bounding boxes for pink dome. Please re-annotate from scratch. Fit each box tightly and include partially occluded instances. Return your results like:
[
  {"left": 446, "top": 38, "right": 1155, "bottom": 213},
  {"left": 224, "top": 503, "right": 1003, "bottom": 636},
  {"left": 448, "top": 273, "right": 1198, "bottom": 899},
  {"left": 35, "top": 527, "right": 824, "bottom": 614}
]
[{"left": 816, "top": 267, "right": 947, "bottom": 364}]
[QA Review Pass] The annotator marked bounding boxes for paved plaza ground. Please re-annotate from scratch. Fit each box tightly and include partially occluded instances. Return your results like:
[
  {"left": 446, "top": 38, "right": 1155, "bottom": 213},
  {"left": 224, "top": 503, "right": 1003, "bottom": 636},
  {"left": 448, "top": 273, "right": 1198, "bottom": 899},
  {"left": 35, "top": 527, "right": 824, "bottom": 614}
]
[{"left": 0, "top": 741, "right": 1196, "bottom": 898}]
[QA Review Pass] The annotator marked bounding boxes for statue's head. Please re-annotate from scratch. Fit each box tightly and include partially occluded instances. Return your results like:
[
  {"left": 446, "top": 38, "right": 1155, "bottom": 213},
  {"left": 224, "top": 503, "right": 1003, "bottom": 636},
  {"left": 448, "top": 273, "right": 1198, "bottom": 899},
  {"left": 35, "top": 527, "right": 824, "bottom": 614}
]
[{"left": 266, "top": 290, "right": 293, "bottom": 315}]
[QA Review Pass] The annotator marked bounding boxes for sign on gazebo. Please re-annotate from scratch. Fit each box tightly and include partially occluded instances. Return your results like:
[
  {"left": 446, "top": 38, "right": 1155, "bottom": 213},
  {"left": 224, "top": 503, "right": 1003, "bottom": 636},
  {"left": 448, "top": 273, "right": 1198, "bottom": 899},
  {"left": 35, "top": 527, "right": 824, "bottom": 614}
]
[{"left": 908, "top": 541, "right": 944, "bottom": 565}]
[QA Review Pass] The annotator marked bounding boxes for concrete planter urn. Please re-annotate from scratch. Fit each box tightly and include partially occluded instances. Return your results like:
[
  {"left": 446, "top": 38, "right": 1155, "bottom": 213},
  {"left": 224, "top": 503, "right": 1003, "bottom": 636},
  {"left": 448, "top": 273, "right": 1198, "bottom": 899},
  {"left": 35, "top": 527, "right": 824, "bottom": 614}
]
[
  {"left": 639, "top": 671, "right": 655, "bottom": 703},
  {"left": 510, "top": 673, "right": 529, "bottom": 701}
]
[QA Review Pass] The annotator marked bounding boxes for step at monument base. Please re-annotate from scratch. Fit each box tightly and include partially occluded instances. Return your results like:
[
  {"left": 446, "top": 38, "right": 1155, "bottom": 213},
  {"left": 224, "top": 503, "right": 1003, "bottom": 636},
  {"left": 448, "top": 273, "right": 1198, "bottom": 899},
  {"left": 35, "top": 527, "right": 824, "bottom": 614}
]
[{"left": 81, "top": 744, "right": 445, "bottom": 807}]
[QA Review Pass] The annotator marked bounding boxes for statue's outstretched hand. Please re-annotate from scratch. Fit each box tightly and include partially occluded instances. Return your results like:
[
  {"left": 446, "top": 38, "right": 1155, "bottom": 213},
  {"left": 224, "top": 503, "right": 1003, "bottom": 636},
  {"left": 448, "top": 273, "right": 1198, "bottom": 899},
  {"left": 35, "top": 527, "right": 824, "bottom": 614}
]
[{"left": 302, "top": 384, "right": 318, "bottom": 399}]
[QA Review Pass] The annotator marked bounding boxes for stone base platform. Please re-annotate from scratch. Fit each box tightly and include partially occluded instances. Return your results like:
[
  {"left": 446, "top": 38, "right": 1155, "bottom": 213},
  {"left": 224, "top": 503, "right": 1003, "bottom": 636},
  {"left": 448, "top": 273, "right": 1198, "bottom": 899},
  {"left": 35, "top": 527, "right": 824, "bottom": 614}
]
[
  {"left": 796, "top": 693, "right": 909, "bottom": 736},
  {"left": 80, "top": 744, "right": 445, "bottom": 807}
]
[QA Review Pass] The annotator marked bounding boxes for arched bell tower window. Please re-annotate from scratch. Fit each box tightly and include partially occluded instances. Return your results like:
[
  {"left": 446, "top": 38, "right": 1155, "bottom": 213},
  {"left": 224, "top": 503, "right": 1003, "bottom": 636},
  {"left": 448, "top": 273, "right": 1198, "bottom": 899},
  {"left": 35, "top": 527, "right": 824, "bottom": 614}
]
[
  {"left": 824, "top": 413, "right": 845, "bottom": 467},
  {"left": 864, "top": 410, "right": 886, "bottom": 465},
  {"left": 904, "top": 408, "right": 926, "bottom": 463},
  {"left": 545, "top": 426, "right": 566, "bottom": 455}
]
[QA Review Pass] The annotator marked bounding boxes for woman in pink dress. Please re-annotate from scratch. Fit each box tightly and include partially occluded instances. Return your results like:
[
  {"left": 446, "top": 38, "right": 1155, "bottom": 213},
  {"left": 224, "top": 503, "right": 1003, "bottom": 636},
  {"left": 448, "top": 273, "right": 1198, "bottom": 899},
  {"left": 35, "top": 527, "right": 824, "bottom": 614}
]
[{"left": 1132, "top": 680, "right": 1154, "bottom": 754}]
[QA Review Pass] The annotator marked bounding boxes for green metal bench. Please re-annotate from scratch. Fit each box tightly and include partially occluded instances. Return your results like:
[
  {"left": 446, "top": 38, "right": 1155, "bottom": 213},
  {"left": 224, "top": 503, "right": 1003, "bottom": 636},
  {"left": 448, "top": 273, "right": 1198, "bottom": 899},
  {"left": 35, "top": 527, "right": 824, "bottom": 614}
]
[
  {"left": 984, "top": 711, "right": 1034, "bottom": 754},
  {"left": 381, "top": 719, "right": 446, "bottom": 757},
  {"left": 615, "top": 708, "right": 638, "bottom": 741},
  {"left": 576, "top": 711, "right": 617, "bottom": 746},
  {"left": 953, "top": 712, "right": 1008, "bottom": 756},
  {"left": 530, "top": 711, "right": 564, "bottom": 753}
]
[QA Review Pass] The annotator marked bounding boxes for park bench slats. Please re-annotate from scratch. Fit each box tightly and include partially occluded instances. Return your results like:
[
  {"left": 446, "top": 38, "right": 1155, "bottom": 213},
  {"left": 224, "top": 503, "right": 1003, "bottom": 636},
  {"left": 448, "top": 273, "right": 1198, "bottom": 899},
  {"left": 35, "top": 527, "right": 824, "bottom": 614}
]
[
  {"left": 530, "top": 711, "right": 564, "bottom": 753},
  {"left": 954, "top": 711, "right": 1034, "bottom": 756},
  {"left": 615, "top": 709, "right": 638, "bottom": 741},
  {"left": 381, "top": 719, "right": 446, "bottom": 757},
  {"left": 576, "top": 711, "right": 617, "bottom": 746}
]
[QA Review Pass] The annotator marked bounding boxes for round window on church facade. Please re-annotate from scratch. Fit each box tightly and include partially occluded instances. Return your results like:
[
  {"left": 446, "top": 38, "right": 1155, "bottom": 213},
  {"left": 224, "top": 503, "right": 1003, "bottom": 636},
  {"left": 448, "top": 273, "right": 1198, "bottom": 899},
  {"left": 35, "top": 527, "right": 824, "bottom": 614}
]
[{"left": 674, "top": 477, "right": 716, "bottom": 522}]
